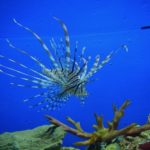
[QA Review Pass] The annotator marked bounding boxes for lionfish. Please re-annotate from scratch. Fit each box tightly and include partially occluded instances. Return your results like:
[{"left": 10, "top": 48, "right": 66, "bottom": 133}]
[{"left": 0, "top": 17, "right": 125, "bottom": 110}]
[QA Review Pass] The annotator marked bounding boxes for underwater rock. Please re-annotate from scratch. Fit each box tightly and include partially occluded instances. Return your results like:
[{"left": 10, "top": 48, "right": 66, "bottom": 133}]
[{"left": 0, "top": 125, "right": 67, "bottom": 150}]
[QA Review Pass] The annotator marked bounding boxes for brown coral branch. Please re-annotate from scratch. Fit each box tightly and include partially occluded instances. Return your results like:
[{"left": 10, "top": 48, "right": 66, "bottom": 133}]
[
  {"left": 101, "top": 123, "right": 137, "bottom": 142},
  {"left": 111, "top": 100, "right": 131, "bottom": 130},
  {"left": 67, "top": 117, "right": 84, "bottom": 132},
  {"left": 45, "top": 115, "right": 91, "bottom": 138},
  {"left": 46, "top": 100, "right": 150, "bottom": 146},
  {"left": 94, "top": 114, "right": 104, "bottom": 129},
  {"left": 126, "top": 123, "right": 150, "bottom": 136}
]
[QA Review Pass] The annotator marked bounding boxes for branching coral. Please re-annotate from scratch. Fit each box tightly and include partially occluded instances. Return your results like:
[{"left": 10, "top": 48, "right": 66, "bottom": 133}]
[{"left": 46, "top": 100, "right": 150, "bottom": 146}]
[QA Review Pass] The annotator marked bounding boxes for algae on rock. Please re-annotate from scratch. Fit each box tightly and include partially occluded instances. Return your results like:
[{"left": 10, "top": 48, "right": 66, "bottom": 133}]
[{"left": 0, "top": 125, "right": 66, "bottom": 150}]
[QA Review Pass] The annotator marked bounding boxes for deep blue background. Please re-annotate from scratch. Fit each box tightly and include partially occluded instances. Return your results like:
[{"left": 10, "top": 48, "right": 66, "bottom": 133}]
[{"left": 0, "top": 0, "right": 150, "bottom": 149}]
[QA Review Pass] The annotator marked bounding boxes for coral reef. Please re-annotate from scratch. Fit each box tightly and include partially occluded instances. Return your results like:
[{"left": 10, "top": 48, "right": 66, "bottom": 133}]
[
  {"left": 46, "top": 100, "right": 150, "bottom": 148},
  {"left": 87, "top": 129, "right": 150, "bottom": 150},
  {"left": 0, "top": 125, "right": 78, "bottom": 150},
  {"left": 1, "top": 100, "right": 150, "bottom": 150}
]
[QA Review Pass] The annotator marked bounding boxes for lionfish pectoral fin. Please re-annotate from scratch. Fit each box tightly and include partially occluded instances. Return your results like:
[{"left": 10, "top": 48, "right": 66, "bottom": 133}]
[
  {"left": 23, "top": 92, "right": 47, "bottom": 102},
  {"left": 6, "top": 39, "right": 46, "bottom": 69},
  {"left": 24, "top": 93, "right": 62, "bottom": 111},
  {"left": 0, "top": 64, "right": 51, "bottom": 85},
  {"left": 10, "top": 82, "right": 48, "bottom": 89},
  {"left": 29, "top": 98, "right": 49, "bottom": 109},
  {"left": 0, "top": 54, "right": 51, "bottom": 80}
]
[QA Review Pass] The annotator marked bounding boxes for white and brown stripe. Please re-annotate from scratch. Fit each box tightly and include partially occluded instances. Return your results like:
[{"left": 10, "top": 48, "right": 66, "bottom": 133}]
[
  {"left": 53, "top": 17, "right": 71, "bottom": 71},
  {"left": 13, "top": 19, "right": 59, "bottom": 70}
]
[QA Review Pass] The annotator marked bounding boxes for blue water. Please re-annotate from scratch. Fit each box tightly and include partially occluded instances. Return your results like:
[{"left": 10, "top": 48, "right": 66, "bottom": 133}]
[{"left": 0, "top": 0, "right": 150, "bottom": 149}]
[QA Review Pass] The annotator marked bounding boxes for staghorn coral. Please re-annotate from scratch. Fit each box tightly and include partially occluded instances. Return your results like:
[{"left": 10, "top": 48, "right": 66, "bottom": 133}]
[{"left": 46, "top": 100, "right": 150, "bottom": 146}]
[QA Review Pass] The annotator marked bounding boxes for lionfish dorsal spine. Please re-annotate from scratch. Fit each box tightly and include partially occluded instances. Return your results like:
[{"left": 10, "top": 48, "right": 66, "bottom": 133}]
[
  {"left": 85, "top": 51, "right": 114, "bottom": 80},
  {"left": 85, "top": 55, "right": 100, "bottom": 79},
  {"left": 13, "top": 19, "right": 60, "bottom": 70},
  {"left": 53, "top": 17, "right": 71, "bottom": 71},
  {"left": 80, "top": 57, "right": 90, "bottom": 80},
  {"left": 69, "top": 41, "right": 78, "bottom": 74},
  {"left": 50, "top": 38, "right": 57, "bottom": 54},
  {"left": 81, "top": 46, "right": 86, "bottom": 58}
]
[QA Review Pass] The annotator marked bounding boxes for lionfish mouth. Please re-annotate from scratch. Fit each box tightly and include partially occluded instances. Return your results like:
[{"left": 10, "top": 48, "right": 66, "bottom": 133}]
[{"left": 0, "top": 17, "right": 125, "bottom": 111}]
